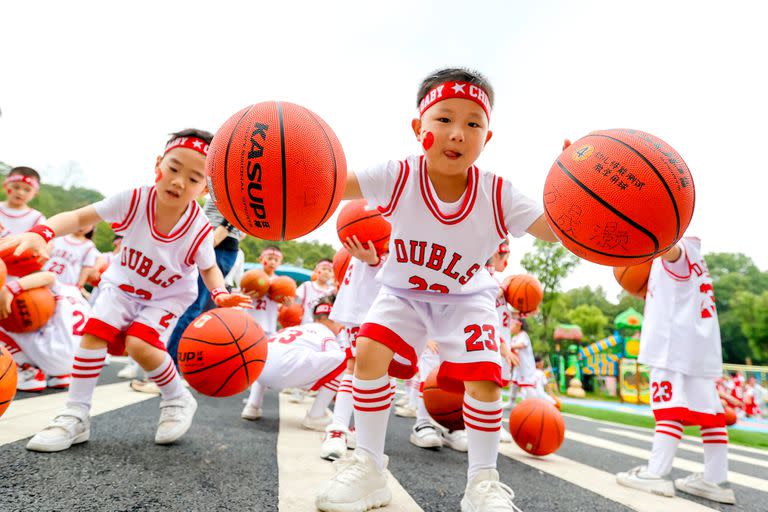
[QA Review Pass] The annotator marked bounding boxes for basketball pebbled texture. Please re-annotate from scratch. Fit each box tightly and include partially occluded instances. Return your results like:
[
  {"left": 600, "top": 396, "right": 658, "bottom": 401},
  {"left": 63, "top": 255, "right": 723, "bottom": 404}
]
[
  {"left": 0, "top": 345, "right": 17, "bottom": 418},
  {"left": 0, "top": 287, "right": 55, "bottom": 333}
]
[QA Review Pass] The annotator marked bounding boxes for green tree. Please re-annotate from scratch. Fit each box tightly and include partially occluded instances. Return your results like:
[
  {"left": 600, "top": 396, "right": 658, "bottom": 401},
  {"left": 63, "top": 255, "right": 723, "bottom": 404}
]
[
  {"left": 567, "top": 304, "right": 609, "bottom": 341},
  {"left": 240, "top": 237, "right": 336, "bottom": 270},
  {"left": 732, "top": 291, "right": 768, "bottom": 363}
]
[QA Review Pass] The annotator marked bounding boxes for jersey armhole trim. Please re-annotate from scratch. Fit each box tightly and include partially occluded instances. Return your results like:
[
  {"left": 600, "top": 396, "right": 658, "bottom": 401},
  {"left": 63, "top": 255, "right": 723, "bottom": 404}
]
[
  {"left": 662, "top": 243, "right": 692, "bottom": 281},
  {"left": 378, "top": 160, "right": 409, "bottom": 217},
  {"left": 492, "top": 175, "right": 508, "bottom": 238},
  {"left": 112, "top": 188, "right": 142, "bottom": 233},
  {"left": 184, "top": 224, "right": 214, "bottom": 267}
]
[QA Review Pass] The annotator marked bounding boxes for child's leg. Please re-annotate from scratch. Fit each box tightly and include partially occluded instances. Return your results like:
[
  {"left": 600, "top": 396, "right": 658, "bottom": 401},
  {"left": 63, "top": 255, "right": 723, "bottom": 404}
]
[
  {"left": 463, "top": 380, "right": 503, "bottom": 480},
  {"left": 330, "top": 360, "right": 355, "bottom": 429},
  {"left": 126, "top": 337, "right": 185, "bottom": 401},
  {"left": 701, "top": 426, "right": 729, "bottom": 483},
  {"left": 647, "top": 420, "right": 683, "bottom": 476},
  {"left": 67, "top": 335, "right": 109, "bottom": 411},
  {"left": 247, "top": 381, "right": 266, "bottom": 408},
  {"left": 353, "top": 336, "right": 395, "bottom": 469},
  {"left": 308, "top": 380, "right": 339, "bottom": 418}
]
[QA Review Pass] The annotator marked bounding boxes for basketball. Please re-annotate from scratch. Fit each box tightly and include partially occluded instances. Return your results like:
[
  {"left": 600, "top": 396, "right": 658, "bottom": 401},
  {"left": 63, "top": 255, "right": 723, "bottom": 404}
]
[
  {"left": 0, "top": 258, "right": 6, "bottom": 289},
  {"left": 240, "top": 269, "right": 270, "bottom": 298},
  {"left": 206, "top": 101, "right": 347, "bottom": 241},
  {"left": 613, "top": 260, "right": 653, "bottom": 299},
  {"left": 333, "top": 247, "right": 351, "bottom": 286},
  {"left": 278, "top": 303, "right": 304, "bottom": 328},
  {"left": 0, "top": 345, "right": 17, "bottom": 418},
  {"left": 0, "top": 247, "right": 47, "bottom": 277},
  {"left": 178, "top": 308, "right": 267, "bottom": 397},
  {"left": 543, "top": 129, "right": 695, "bottom": 266},
  {"left": 0, "top": 287, "right": 55, "bottom": 333},
  {"left": 422, "top": 369, "right": 464, "bottom": 431},
  {"left": 505, "top": 275, "right": 543, "bottom": 314},
  {"left": 508, "top": 398, "right": 565, "bottom": 456},
  {"left": 336, "top": 199, "right": 391, "bottom": 255},
  {"left": 724, "top": 406, "right": 737, "bottom": 426},
  {"left": 268, "top": 275, "right": 297, "bottom": 303}
]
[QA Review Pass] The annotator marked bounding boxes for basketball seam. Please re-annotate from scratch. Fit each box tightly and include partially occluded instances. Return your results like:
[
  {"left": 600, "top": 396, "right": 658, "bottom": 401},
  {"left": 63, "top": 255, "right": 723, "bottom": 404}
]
[
  {"left": 535, "top": 406, "right": 546, "bottom": 454},
  {"left": 306, "top": 110, "right": 339, "bottom": 234},
  {"left": 0, "top": 357, "right": 13, "bottom": 382},
  {"left": 210, "top": 310, "right": 259, "bottom": 386},
  {"left": 277, "top": 102, "right": 288, "bottom": 240},
  {"left": 223, "top": 105, "right": 254, "bottom": 232},
  {"left": 555, "top": 160, "right": 659, "bottom": 253},
  {"left": 181, "top": 338, "right": 265, "bottom": 376},
  {"left": 337, "top": 211, "right": 385, "bottom": 233},
  {"left": 507, "top": 279, "right": 525, "bottom": 310}
]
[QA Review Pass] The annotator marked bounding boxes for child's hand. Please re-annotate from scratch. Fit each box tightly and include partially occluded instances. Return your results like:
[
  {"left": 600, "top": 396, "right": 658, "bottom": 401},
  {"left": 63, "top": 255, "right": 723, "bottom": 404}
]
[
  {"left": 426, "top": 339, "right": 439, "bottom": 354},
  {"left": 0, "top": 287, "right": 12, "bottom": 319},
  {"left": 281, "top": 296, "right": 295, "bottom": 306},
  {"left": 343, "top": 236, "right": 379, "bottom": 266},
  {"left": 0, "top": 232, "right": 50, "bottom": 260},
  {"left": 500, "top": 343, "right": 519, "bottom": 367},
  {"left": 214, "top": 292, "right": 253, "bottom": 309}
]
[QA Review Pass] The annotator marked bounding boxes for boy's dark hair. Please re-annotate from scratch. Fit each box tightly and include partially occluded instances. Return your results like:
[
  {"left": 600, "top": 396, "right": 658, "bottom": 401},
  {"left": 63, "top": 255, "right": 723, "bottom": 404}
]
[
  {"left": 167, "top": 128, "right": 214, "bottom": 146},
  {"left": 313, "top": 295, "right": 336, "bottom": 319},
  {"left": 8, "top": 166, "right": 41, "bottom": 182},
  {"left": 84, "top": 228, "right": 95, "bottom": 239},
  {"left": 417, "top": 67, "right": 495, "bottom": 110}
]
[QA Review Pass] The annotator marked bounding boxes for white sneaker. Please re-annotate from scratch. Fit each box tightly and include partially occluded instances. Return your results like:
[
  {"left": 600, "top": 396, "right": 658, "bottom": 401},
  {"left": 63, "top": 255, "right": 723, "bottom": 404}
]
[
  {"left": 461, "top": 469, "right": 521, "bottom": 512},
  {"left": 241, "top": 403, "right": 262, "bottom": 420},
  {"left": 320, "top": 426, "right": 349, "bottom": 461},
  {"left": 675, "top": 473, "right": 735, "bottom": 504},
  {"left": 117, "top": 364, "right": 138, "bottom": 379},
  {"left": 442, "top": 429, "right": 468, "bottom": 452},
  {"left": 409, "top": 423, "right": 443, "bottom": 449},
  {"left": 17, "top": 364, "right": 46, "bottom": 392},
  {"left": 394, "top": 395, "right": 408, "bottom": 407},
  {"left": 499, "top": 428, "right": 513, "bottom": 444},
  {"left": 26, "top": 406, "right": 90, "bottom": 452},
  {"left": 394, "top": 405, "right": 417, "bottom": 418},
  {"left": 315, "top": 450, "right": 392, "bottom": 512},
  {"left": 155, "top": 391, "right": 197, "bottom": 445},
  {"left": 130, "top": 379, "right": 160, "bottom": 394},
  {"left": 289, "top": 388, "right": 305, "bottom": 403},
  {"left": 302, "top": 409, "right": 333, "bottom": 431},
  {"left": 616, "top": 466, "right": 675, "bottom": 497},
  {"left": 47, "top": 375, "right": 72, "bottom": 389}
]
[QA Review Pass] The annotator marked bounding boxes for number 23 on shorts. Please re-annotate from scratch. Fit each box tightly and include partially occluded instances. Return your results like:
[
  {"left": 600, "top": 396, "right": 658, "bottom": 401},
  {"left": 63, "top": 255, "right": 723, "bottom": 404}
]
[
  {"left": 464, "top": 324, "right": 498, "bottom": 352},
  {"left": 652, "top": 381, "right": 673, "bottom": 403}
]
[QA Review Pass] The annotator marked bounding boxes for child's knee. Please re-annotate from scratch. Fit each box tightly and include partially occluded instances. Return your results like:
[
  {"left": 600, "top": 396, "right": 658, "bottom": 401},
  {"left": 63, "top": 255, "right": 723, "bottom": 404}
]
[
  {"left": 354, "top": 337, "right": 393, "bottom": 378},
  {"left": 125, "top": 337, "right": 165, "bottom": 369},
  {"left": 464, "top": 380, "right": 502, "bottom": 402}
]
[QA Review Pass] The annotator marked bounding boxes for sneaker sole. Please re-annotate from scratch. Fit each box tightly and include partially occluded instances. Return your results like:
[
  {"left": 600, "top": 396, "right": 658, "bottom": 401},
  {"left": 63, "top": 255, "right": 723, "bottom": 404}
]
[
  {"left": 616, "top": 475, "right": 675, "bottom": 497},
  {"left": 674, "top": 481, "right": 736, "bottom": 504},
  {"left": 26, "top": 429, "right": 90, "bottom": 453},
  {"left": 443, "top": 442, "right": 468, "bottom": 452},
  {"left": 316, "top": 486, "right": 392, "bottom": 512},
  {"left": 17, "top": 386, "right": 46, "bottom": 392},
  {"left": 241, "top": 414, "right": 262, "bottom": 421}
]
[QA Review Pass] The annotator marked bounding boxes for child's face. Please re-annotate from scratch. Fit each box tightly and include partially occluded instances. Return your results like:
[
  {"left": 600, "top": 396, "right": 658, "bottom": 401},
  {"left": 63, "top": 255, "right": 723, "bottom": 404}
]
[
  {"left": 154, "top": 148, "right": 208, "bottom": 207},
  {"left": 261, "top": 254, "right": 283, "bottom": 273},
  {"left": 317, "top": 266, "right": 333, "bottom": 283},
  {"left": 5, "top": 181, "right": 37, "bottom": 208},
  {"left": 510, "top": 317, "right": 522, "bottom": 334},
  {"left": 412, "top": 98, "right": 492, "bottom": 175}
]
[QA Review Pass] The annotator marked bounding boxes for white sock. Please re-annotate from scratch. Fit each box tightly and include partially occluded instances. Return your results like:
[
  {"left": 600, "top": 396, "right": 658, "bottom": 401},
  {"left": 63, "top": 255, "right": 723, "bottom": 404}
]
[
  {"left": 463, "top": 393, "right": 502, "bottom": 480},
  {"left": 146, "top": 353, "right": 185, "bottom": 400},
  {"left": 330, "top": 373, "right": 354, "bottom": 429},
  {"left": 66, "top": 346, "right": 107, "bottom": 411},
  {"left": 701, "top": 426, "right": 729, "bottom": 483},
  {"left": 647, "top": 420, "right": 682, "bottom": 476},
  {"left": 309, "top": 383, "right": 338, "bottom": 418},
  {"left": 407, "top": 378, "right": 419, "bottom": 407},
  {"left": 353, "top": 374, "right": 393, "bottom": 470},
  {"left": 247, "top": 381, "right": 265, "bottom": 408},
  {"left": 415, "top": 386, "right": 431, "bottom": 428}
]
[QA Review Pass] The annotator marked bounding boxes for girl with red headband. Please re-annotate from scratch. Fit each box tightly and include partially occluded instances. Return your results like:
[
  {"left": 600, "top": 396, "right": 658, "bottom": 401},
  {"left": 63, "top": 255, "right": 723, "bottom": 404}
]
[
  {"left": 0, "top": 128, "right": 251, "bottom": 454},
  {"left": 315, "top": 68, "right": 558, "bottom": 512},
  {"left": 296, "top": 259, "right": 336, "bottom": 325},
  {"left": 0, "top": 166, "right": 45, "bottom": 240}
]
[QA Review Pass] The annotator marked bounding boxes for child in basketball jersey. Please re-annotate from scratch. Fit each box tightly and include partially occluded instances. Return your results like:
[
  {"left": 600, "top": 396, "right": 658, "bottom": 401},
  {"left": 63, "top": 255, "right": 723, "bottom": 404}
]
[
  {"left": 0, "top": 129, "right": 251, "bottom": 453},
  {"left": 296, "top": 259, "right": 336, "bottom": 325},
  {"left": 316, "top": 68, "right": 557, "bottom": 512},
  {"left": 43, "top": 225, "right": 98, "bottom": 295},
  {"left": 0, "top": 271, "right": 89, "bottom": 390},
  {"left": 0, "top": 166, "right": 46, "bottom": 241},
  {"left": 617, "top": 237, "right": 735, "bottom": 504}
]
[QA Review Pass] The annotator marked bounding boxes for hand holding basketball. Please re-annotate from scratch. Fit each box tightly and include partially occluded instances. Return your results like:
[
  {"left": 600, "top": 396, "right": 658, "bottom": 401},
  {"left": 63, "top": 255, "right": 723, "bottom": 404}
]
[
  {"left": 214, "top": 291, "right": 253, "bottom": 309},
  {"left": 342, "top": 235, "right": 379, "bottom": 265}
]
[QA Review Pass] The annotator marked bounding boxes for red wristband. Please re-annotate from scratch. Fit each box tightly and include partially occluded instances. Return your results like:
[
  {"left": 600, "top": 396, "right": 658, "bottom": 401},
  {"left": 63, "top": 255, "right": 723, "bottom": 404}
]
[
  {"left": 210, "top": 287, "right": 227, "bottom": 302},
  {"left": 29, "top": 224, "right": 56, "bottom": 243},
  {"left": 5, "top": 280, "right": 23, "bottom": 297}
]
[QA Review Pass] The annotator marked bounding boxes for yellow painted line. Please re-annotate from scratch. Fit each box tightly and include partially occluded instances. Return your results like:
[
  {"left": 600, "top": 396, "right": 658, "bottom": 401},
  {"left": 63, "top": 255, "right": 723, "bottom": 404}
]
[
  {"left": 276, "top": 395, "right": 423, "bottom": 512},
  {"left": 0, "top": 382, "right": 156, "bottom": 446}
]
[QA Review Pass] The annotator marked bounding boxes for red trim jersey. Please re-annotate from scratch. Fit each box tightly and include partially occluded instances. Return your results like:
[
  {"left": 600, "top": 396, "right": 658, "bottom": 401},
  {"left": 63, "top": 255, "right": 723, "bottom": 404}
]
[
  {"left": 0, "top": 204, "right": 45, "bottom": 238},
  {"left": 356, "top": 155, "right": 541, "bottom": 303},
  {"left": 248, "top": 273, "right": 280, "bottom": 335},
  {"left": 92, "top": 186, "right": 215, "bottom": 316},
  {"left": 639, "top": 237, "right": 722, "bottom": 378},
  {"left": 270, "top": 322, "right": 342, "bottom": 353},
  {"left": 43, "top": 236, "right": 98, "bottom": 285},
  {"left": 490, "top": 269, "right": 511, "bottom": 346},
  {"left": 296, "top": 281, "right": 336, "bottom": 325},
  {"left": 329, "top": 256, "right": 385, "bottom": 326}
]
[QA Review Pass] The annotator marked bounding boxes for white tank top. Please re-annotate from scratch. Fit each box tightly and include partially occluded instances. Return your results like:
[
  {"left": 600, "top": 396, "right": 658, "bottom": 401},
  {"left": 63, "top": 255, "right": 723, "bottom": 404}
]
[
  {"left": 0, "top": 204, "right": 45, "bottom": 238},
  {"left": 356, "top": 155, "right": 541, "bottom": 303},
  {"left": 490, "top": 269, "right": 511, "bottom": 345},
  {"left": 330, "top": 256, "right": 385, "bottom": 326},
  {"left": 511, "top": 331, "right": 536, "bottom": 383},
  {"left": 43, "top": 236, "right": 98, "bottom": 285},
  {"left": 247, "top": 273, "right": 280, "bottom": 335},
  {"left": 638, "top": 237, "right": 722, "bottom": 377},
  {"left": 93, "top": 186, "right": 215, "bottom": 316},
  {"left": 269, "top": 322, "right": 341, "bottom": 353}
]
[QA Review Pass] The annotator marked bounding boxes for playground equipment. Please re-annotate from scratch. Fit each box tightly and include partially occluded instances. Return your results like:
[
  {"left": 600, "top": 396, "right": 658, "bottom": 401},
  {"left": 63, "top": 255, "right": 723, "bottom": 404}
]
[{"left": 552, "top": 324, "right": 582, "bottom": 393}]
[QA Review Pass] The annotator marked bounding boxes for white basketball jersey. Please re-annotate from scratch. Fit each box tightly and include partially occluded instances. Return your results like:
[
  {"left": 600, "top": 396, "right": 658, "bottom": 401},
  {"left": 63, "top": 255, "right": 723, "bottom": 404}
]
[
  {"left": 330, "top": 256, "right": 385, "bottom": 326},
  {"left": 356, "top": 155, "right": 542, "bottom": 303},
  {"left": 43, "top": 236, "right": 98, "bottom": 285},
  {"left": 490, "top": 269, "right": 511, "bottom": 345},
  {"left": 511, "top": 331, "right": 536, "bottom": 384},
  {"left": 296, "top": 281, "right": 335, "bottom": 325},
  {"left": 0, "top": 204, "right": 45, "bottom": 238},
  {"left": 93, "top": 186, "right": 215, "bottom": 316},
  {"left": 247, "top": 273, "right": 280, "bottom": 335},
  {"left": 639, "top": 237, "right": 722, "bottom": 378},
  {"left": 270, "top": 322, "right": 342, "bottom": 353}
]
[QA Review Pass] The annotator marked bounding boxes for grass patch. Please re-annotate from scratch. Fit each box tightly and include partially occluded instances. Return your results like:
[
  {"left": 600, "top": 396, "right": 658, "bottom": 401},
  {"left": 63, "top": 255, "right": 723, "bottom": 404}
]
[{"left": 561, "top": 403, "right": 768, "bottom": 450}]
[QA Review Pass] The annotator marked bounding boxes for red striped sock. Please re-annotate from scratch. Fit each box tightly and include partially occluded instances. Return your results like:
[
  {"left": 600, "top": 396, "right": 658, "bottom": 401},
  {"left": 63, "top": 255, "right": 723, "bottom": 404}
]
[
  {"left": 330, "top": 373, "right": 354, "bottom": 429},
  {"left": 648, "top": 420, "right": 682, "bottom": 476},
  {"left": 464, "top": 393, "right": 502, "bottom": 479},
  {"left": 147, "top": 354, "right": 184, "bottom": 400},
  {"left": 353, "top": 375, "right": 393, "bottom": 469},
  {"left": 701, "top": 426, "right": 729, "bottom": 483},
  {"left": 66, "top": 347, "right": 107, "bottom": 411}
]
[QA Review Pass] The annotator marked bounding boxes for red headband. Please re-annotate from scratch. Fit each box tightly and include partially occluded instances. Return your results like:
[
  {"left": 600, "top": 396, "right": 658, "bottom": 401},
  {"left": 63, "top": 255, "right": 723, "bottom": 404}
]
[
  {"left": 315, "top": 261, "right": 333, "bottom": 271},
  {"left": 4, "top": 175, "right": 40, "bottom": 190},
  {"left": 164, "top": 137, "right": 209, "bottom": 157},
  {"left": 261, "top": 248, "right": 283, "bottom": 260},
  {"left": 419, "top": 81, "right": 491, "bottom": 120},
  {"left": 314, "top": 303, "right": 332, "bottom": 316}
]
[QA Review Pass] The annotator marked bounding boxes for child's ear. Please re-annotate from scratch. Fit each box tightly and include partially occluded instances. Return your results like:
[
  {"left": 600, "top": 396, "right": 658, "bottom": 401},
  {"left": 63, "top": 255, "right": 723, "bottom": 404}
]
[
  {"left": 411, "top": 118, "right": 421, "bottom": 139},
  {"left": 484, "top": 130, "right": 493, "bottom": 146}
]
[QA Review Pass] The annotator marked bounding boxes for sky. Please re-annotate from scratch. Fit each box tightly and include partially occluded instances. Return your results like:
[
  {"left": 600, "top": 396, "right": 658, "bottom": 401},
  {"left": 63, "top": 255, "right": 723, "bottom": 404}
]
[{"left": 2, "top": 1, "right": 767, "bottom": 302}]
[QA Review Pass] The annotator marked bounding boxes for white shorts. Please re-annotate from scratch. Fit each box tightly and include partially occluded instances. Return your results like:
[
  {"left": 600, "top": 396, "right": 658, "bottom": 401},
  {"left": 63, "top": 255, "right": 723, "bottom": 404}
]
[
  {"left": 417, "top": 350, "right": 440, "bottom": 384},
  {"left": 83, "top": 286, "right": 179, "bottom": 355},
  {"left": 650, "top": 368, "right": 725, "bottom": 427},
  {"left": 257, "top": 342, "right": 347, "bottom": 391},
  {"left": 359, "top": 290, "right": 504, "bottom": 393}
]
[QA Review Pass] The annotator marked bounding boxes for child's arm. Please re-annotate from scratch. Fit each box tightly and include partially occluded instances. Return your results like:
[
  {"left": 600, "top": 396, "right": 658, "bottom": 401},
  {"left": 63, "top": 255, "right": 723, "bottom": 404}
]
[
  {"left": 661, "top": 243, "right": 683, "bottom": 262},
  {"left": 526, "top": 215, "right": 558, "bottom": 243},
  {"left": 0, "top": 271, "right": 56, "bottom": 318},
  {"left": 342, "top": 172, "right": 363, "bottom": 200},
  {"left": 0, "top": 206, "right": 102, "bottom": 258},
  {"left": 199, "top": 265, "right": 253, "bottom": 308},
  {"left": 342, "top": 235, "right": 379, "bottom": 266}
]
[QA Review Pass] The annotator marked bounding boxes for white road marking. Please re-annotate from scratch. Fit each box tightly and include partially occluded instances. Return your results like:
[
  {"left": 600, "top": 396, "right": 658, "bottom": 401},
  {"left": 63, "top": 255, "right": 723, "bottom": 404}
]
[
  {"left": 599, "top": 427, "right": 768, "bottom": 469},
  {"left": 0, "top": 382, "right": 157, "bottom": 446},
  {"left": 276, "top": 395, "right": 423, "bottom": 511}
]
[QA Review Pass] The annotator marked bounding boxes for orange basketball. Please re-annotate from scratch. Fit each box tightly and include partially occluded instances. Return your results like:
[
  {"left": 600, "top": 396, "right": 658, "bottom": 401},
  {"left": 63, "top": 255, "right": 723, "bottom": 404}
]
[
  {"left": 543, "top": 129, "right": 695, "bottom": 266},
  {"left": 0, "top": 247, "right": 47, "bottom": 277},
  {"left": 0, "top": 258, "right": 6, "bottom": 289},
  {"left": 336, "top": 199, "right": 391, "bottom": 255},
  {"left": 333, "top": 247, "right": 351, "bottom": 286},
  {"left": 422, "top": 369, "right": 464, "bottom": 431},
  {"left": 0, "top": 345, "right": 17, "bottom": 418},
  {"left": 268, "top": 275, "right": 297, "bottom": 302},
  {"left": 613, "top": 260, "right": 653, "bottom": 299},
  {"left": 724, "top": 406, "right": 737, "bottom": 426},
  {"left": 0, "top": 287, "right": 55, "bottom": 333},
  {"left": 509, "top": 398, "right": 565, "bottom": 456},
  {"left": 505, "top": 275, "right": 543, "bottom": 314},
  {"left": 179, "top": 308, "right": 267, "bottom": 397},
  {"left": 206, "top": 101, "right": 347, "bottom": 241},
  {"left": 278, "top": 303, "right": 304, "bottom": 328},
  {"left": 240, "top": 269, "right": 270, "bottom": 298}
]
